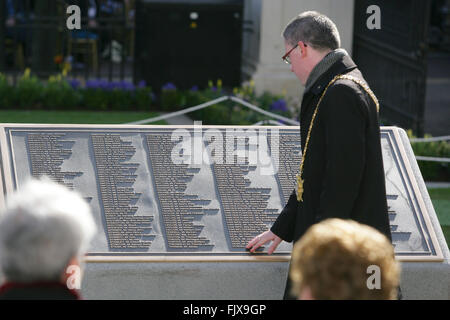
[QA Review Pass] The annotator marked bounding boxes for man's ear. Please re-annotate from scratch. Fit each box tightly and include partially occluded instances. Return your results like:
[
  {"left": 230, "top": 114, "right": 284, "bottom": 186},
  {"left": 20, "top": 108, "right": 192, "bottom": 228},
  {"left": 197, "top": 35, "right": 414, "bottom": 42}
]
[{"left": 298, "top": 41, "right": 307, "bottom": 56}]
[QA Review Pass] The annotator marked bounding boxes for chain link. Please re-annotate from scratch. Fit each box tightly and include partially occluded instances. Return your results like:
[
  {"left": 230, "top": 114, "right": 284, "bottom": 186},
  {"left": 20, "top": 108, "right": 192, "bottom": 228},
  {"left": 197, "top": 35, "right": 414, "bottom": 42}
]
[{"left": 296, "top": 74, "right": 380, "bottom": 201}]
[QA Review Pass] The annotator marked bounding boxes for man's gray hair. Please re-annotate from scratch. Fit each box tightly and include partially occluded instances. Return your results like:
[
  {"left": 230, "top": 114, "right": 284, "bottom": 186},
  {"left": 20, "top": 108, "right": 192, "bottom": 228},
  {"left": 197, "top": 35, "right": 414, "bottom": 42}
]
[
  {"left": 283, "top": 11, "right": 341, "bottom": 52},
  {"left": 0, "top": 177, "right": 96, "bottom": 283}
]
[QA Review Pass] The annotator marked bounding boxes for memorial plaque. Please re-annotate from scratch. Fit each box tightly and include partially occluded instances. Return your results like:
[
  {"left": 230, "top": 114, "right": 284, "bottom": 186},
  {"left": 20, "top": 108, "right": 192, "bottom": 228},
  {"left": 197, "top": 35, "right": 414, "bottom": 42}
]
[{"left": 0, "top": 124, "right": 445, "bottom": 262}]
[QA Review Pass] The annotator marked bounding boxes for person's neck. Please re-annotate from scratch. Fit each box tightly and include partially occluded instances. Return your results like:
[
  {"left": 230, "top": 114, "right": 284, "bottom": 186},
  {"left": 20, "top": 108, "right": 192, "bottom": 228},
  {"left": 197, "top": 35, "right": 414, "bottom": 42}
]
[
  {"left": 305, "top": 50, "right": 331, "bottom": 77},
  {"left": 304, "top": 48, "right": 348, "bottom": 92}
]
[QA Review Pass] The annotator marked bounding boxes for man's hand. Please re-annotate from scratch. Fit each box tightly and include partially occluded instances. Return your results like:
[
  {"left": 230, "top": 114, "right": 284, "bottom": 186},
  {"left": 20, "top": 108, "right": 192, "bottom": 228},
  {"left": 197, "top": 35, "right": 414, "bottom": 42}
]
[{"left": 246, "top": 230, "right": 282, "bottom": 254}]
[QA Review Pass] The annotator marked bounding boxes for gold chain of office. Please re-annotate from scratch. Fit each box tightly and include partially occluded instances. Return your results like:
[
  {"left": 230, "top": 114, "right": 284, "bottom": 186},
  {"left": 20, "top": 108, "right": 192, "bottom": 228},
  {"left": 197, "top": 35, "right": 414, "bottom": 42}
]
[{"left": 295, "top": 74, "right": 380, "bottom": 202}]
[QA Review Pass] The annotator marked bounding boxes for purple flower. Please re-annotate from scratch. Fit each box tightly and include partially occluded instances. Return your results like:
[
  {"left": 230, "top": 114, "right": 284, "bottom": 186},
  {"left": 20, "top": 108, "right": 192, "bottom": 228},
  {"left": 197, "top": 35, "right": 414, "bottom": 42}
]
[
  {"left": 190, "top": 85, "right": 199, "bottom": 92},
  {"left": 270, "top": 99, "right": 288, "bottom": 112},
  {"left": 101, "top": 80, "right": 112, "bottom": 90},
  {"left": 162, "top": 82, "right": 176, "bottom": 91},
  {"left": 138, "top": 80, "right": 146, "bottom": 88},
  {"left": 86, "top": 79, "right": 102, "bottom": 89},
  {"left": 211, "top": 86, "right": 217, "bottom": 92},
  {"left": 114, "top": 81, "right": 123, "bottom": 90},
  {"left": 105, "top": 81, "right": 117, "bottom": 90},
  {"left": 123, "top": 81, "right": 135, "bottom": 91},
  {"left": 85, "top": 79, "right": 137, "bottom": 91},
  {"left": 68, "top": 79, "right": 80, "bottom": 90},
  {"left": 114, "top": 81, "right": 134, "bottom": 91}
]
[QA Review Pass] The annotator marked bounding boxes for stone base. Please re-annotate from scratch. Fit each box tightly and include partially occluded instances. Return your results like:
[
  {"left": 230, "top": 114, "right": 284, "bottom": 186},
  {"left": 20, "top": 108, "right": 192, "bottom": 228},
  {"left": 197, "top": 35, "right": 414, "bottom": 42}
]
[
  {"left": 400, "top": 263, "right": 450, "bottom": 300},
  {"left": 81, "top": 260, "right": 450, "bottom": 299},
  {"left": 81, "top": 261, "right": 290, "bottom": 300}
]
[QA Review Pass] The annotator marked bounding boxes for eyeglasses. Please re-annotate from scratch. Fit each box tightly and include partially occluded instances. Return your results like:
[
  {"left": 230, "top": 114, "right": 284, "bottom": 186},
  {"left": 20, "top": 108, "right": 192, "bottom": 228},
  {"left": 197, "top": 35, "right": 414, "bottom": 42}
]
[{"left": 282, "top": 42, "right": 307, "bottom": 64}]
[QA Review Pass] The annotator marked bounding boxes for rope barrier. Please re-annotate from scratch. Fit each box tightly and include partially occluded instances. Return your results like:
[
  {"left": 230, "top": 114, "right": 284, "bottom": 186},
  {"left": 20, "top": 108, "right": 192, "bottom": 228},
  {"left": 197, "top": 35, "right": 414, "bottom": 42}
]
[
  {"left": 410, "top": 137, "right": 450, "bottom": 163},
  {"left": 252, "top": 120, "right": 286, "bottom": 126},
  {"left": 125, "top": 96, "right": 450, "bottom": 164},
  {"left": 228, "top": 96, "right": 299, "bottom": 125},
  {"left": 125, "top": 95, "right": 300, "bottom": 126},
  {"left": 410, "top": 135, "right": 450, "bottom": 143},
  {"left": 126, "top": 96, "right": 229, "bottom": 125},
  {"left": 415, "top": 156, "right": 450, "bottom": 163}
]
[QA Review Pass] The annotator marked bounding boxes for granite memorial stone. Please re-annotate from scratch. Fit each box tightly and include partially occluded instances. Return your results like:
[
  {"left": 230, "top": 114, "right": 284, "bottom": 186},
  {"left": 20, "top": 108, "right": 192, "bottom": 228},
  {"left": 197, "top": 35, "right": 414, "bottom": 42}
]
[{"left": 0, "top": 124, "right": 448, "bottom": 299}]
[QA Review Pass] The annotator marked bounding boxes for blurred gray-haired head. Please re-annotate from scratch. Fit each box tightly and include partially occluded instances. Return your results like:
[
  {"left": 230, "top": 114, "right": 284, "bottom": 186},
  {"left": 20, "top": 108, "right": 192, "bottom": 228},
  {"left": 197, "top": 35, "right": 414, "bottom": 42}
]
[
  {"left": 0, "top": 177, "right": 96, "bottom": 283},
  {"left": 283, "top": 11, "right": 341, "bottom": 52}
]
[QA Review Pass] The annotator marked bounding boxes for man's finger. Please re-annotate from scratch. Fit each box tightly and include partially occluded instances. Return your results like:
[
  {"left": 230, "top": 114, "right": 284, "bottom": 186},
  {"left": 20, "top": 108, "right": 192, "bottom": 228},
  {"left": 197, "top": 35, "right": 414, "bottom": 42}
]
[
  {"left": 246, "top": 235, "right": 261, "bottom": 249},
  {"left": 267, "top": 237, "right": 282, "bottom": 255},
  {"left": 250, "top": 237, "right": 268, "bottom": 253}
]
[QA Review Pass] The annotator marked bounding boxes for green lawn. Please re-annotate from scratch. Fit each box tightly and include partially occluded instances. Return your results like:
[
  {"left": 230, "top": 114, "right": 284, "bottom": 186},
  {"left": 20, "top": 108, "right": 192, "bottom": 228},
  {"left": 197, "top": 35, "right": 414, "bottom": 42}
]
[
  {"left": 428, "top": 188, "right": 450, "bottom": 248},
  {"left": 0, "top": 110, "right": 167, "bottom": 125}
]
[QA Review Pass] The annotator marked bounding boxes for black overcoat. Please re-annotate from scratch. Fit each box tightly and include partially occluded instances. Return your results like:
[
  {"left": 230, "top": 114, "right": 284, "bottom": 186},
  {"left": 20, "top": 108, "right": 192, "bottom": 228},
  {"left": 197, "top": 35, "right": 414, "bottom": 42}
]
[{"left": 270, "top": 55, "right": 392, "bottom": 298}]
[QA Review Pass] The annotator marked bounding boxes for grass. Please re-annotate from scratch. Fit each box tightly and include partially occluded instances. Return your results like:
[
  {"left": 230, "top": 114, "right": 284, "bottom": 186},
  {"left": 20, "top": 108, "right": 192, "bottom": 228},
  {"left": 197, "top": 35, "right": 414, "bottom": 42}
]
[
  {"left": 428, "top": 188, "right": 450, "bottom": 248},
  {"left": 0, "top": 110, "right": 167, "bottom": 125}
]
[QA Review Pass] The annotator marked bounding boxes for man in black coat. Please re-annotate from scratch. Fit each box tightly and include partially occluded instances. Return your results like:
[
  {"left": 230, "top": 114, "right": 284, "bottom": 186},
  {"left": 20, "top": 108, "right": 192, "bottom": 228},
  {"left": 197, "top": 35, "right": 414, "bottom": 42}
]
[{"left": 246, "top": 11, "right": 392, "bottom": 299}]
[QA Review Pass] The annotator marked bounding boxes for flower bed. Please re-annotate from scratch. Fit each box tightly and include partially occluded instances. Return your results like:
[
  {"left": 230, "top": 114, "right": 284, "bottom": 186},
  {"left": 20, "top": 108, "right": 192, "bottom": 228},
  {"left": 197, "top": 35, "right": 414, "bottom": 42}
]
[
  {"left": 0, "top": 71, "right": 299, "bottom": 126},
  {"left": 408, "top": 130, "right": 450, "bottom": 181},
  {"left": 160, "top": 79, "right": 298, "bottom": 125},
  {"left": 0, "top": 70, "right": 154, "bottom": 111}
]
